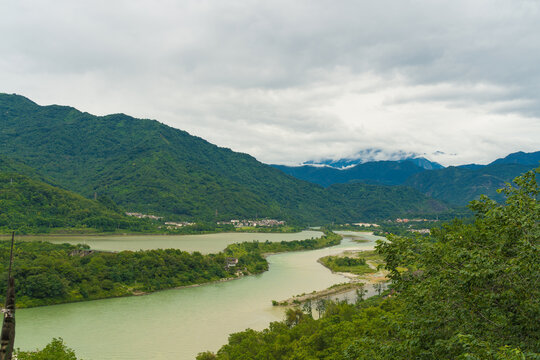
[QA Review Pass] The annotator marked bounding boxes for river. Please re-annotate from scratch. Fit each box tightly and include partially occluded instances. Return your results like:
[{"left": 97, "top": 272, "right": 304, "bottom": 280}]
[
  {"left": 14, "top": 231, "right": 382, "bottom": 359},
  {"left": 14, "top": 230, "right": 323, "bottom": 253}
]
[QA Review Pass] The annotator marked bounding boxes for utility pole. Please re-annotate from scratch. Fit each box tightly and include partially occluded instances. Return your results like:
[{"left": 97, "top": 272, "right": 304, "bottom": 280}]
[{"left": 0, "top": 232, "right": 16, "bottom": 360}]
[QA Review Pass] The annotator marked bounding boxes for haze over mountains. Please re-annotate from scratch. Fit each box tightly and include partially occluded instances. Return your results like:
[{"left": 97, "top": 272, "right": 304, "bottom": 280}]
[
  {"left": 1, "top": 93, "right": 537, "bottom": 230},
  {"left": 302, "top": 152, "right": 444, "bottom": 170},
  {"left": 274, "top": 151, "right": 540, "bottom": 206},
  {"left": 0, "top": 94, "right": 448, "bottom": 226}
]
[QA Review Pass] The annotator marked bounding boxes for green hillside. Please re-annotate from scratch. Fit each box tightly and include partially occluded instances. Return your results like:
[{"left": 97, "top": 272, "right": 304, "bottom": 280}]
[
  {"left": 272, "top": 160, "right": 427, "bottom": 187},
  {"left": 404, "top": 163, "right": 534, "bottom": 206},
  {"left": 200, "top": 169, "right": 540, "bottom": 360},
  {"left": 0, "top": 93, "right": 448, "bottom": 223},
  {"left": 326, "top": 182, "right": 448, "bottom": 220},
  {"left": 0, "top": 158, "right": 153, "bottom": 233}
]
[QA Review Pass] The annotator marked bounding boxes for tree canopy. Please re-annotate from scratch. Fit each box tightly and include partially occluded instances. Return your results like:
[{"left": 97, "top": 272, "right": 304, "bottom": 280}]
[{"left": 200, "top": 168, "right": 540, "bottom": 359}]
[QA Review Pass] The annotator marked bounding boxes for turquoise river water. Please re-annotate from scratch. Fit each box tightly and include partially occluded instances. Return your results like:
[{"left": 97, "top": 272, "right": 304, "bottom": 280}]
[{"left": 14, "top": 231, "right": 383, "bottom": 359}]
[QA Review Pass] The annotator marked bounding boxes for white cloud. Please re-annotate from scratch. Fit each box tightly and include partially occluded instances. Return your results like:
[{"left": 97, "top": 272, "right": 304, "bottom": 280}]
[{"left": 1, "top": 0, "right": 539, "bottom": 166}]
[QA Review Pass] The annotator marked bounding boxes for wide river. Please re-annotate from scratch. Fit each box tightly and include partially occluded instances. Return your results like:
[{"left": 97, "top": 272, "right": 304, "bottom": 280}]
[
  {"left": 14, "top": 231, "right": 383, "bottom": 359},
  {"left": 15, "top": 230, "right": 323, "bottom": 254}
]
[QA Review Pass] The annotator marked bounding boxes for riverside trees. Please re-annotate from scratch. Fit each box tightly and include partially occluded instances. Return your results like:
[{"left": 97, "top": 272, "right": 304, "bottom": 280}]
[
  {"left": 0, "top": 231, "right": 341, "bottom": 307},
  {"left": 200, "top": 168, "right": 539, "bottom": 359},
  {"left": 377, "top": 167, "right": 540, "bottom": 358}
]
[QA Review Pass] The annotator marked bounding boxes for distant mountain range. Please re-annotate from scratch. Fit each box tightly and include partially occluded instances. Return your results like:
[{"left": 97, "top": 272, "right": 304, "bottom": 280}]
[
  {"left": 0, "top": 93, "right": 449, "bottom": 225},
  {"left": 273, "top": 161, "right": 427, "bottom": 187},
  {"left": 273, "top": 151, "right": 539, "bottom": 206},
  {"left": 404, "top": 163, "right": 535, "bottom": 206},
  {"left": 303, "top": 153, "right": 444, "bottom": 170}
]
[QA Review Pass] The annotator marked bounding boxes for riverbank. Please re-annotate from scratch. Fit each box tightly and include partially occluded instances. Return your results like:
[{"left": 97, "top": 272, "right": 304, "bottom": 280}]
[
  {"left": 15, "top": 233, "right": 377, "bottom": 360},
  {"left": 273, "top": 248, "right": 388, "bottom": 306},
  {"left": 3, "top": 230, "right": 341, "bottom": 309},
  {"left": 0, "top": 224, "right": 303, "bottom": 237}
]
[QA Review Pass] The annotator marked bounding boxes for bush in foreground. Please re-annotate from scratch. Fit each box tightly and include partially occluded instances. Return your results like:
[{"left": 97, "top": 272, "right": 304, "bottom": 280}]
[{"left": 16, "top": 338, "right": 79, "bottom": 360}]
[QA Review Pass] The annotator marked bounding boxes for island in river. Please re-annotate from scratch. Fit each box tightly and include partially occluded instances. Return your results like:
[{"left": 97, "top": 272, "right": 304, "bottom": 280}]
[
  {"left": 14, "top": 231, "right": 384, "bottom": 360},
  {"left": 0, "top": 230, "right": 339, "bottom": 308}
]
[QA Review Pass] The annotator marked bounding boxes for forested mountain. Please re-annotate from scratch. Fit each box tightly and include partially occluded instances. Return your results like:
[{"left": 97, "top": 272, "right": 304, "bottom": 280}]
[
  {"left": 273, "top": 160, "right": 427, "bottom": 187},
  {"left": 404, "top": 163, "right": 534, "bottom": 206},
  {"left": 273, "top": 151, "right": 539, "bottom": 206},
  {"left": 0, "top": 94, "right": 447, "bottom": 223},
  {"left": 325, "top": 182, "right": 448, "bottom": 219},
  {"left": 489, "top": 150, "right": 540, "bottom": 166},
  {"left": 0, "top": 161, "right": 152, "bottom": 233},
  {"left": 303, "top": 155, "right": 443, "bottom": 170}
]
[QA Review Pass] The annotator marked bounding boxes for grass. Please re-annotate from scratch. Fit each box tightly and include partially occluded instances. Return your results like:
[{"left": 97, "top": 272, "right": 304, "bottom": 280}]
[{"left": 319, "top": 250, "right": 384, "bottom": 275}]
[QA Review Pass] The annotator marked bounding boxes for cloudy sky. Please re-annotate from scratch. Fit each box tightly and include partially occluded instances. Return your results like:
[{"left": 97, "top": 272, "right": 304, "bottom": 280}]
[{"left": 1, "top": 0, "right": 539, "bottom": 166}]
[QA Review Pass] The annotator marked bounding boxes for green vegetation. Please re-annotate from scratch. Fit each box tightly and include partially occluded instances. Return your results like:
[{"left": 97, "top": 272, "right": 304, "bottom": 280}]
[
  {"left": 198, "top": 169, "right": 540, "bottom": 359},
  {"left": 225, "top": 231, "right": 341, "bottom": 256},
  {"left": 274, "top": 154, "right": 540, "bottom": 208},
  {"left": 0, "top": 241, "right": 237, "bottom": 308},
  {"left": 320, "top": 250, "right": 384, "bottom": 275},
  {"left": 319, "top": 255, "right": 374, "bottom": 275},
  {"left": 0, "top": 231, "right": 341, "bottom": 307},
  {"left": 16, "top": 338, "right": 79, "bottom": 360},
  {"left": 0, "top": 93, "right": 447, "bottom": 224},
  {"left": 405, "top": 163, "right": 536, "bottom": 206},
  {"left": 370, "top": 220, "right": 444, "bottom": 237},
  {"left": 0, "top": 170, "right": 156, "bottom": 234},
  {"left": 0, "top": 157, "right": 303, "bottom": 235},
  {"left": 273, "top": 160, "right": 428, "bottom": 187}
]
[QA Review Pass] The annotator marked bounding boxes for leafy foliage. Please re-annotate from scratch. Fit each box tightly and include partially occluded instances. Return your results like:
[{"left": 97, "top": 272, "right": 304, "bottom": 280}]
[
  {"left": 273, "top": 160, "right": 427, "bottom": 187},
  {"left": 0, "top": 168, "right": 155, "bottom": 234},
  {"left": 0, "top": 231, "right": 341, "bottom": 307},
  {"left": 200, "top": 168, "right": 540, "bottom": 359},
  {"left": 379, "top": 168, "right": 540, "bottom": 357},
  {"left": 405, "top": 163, "right": 536, "bottom": 205},
  {"left": 16, "top": 338, "right": 79, "bottom": 360},
  {"left": 319, "top": 255, "right": 375, "bottom": 275},
  {"left": 276, "top": 152, "right": 539, "bottom": 207}
]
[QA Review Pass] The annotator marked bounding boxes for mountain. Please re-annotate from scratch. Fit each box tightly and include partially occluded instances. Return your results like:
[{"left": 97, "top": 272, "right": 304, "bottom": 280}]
[
  {"left": 325, "top": 182, "right": 448, "bottom": 220},
  {"left": 406, "top": 151, "right": 540, "bottom": 206},
  {"left": 457, "top": 164, "right": 485, "bottom": 170},
  {"left": 303, "top": 158, "right": 362, "bottom": 169},
  {"left": 303, "top": 154, "right": 443, "bottom": 170},
  {"left": 272, "top": 160, "right": 427, "bottom": 187},
  {"left": 274, "top": 149, "right": 539, "bottom": 207},
  {"left": 404, "top": 163, "right": 534, "bottom": 206},
  {"left": 0, "top": 159, "right": 151, "bottom": 233},
  {"left": 0, "top": 93, "right": 448, "bottom": 223},
  {"left": 489, "top": 151, "right": 540, "bottom": 166},
  {"left": 405, "top": 157, "right": 444, "bottom": 170}
]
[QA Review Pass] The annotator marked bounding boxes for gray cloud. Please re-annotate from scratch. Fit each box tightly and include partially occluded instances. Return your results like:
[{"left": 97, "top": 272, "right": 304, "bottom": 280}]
[{"left": 1, "top": 0, "right": 539, "bottom": 166}]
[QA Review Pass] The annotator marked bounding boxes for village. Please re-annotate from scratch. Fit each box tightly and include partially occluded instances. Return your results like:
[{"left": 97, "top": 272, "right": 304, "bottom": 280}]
[
  {"left": 125, "top": 212, "right": 286, "bottom": 229},
  {"left": 217, "top": 219, "right": 286, "bottom": 227}
]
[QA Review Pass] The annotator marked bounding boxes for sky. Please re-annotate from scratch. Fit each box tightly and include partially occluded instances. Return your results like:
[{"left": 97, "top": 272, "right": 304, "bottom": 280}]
[{"left": 1, "top": 0, "right": 539, "bottom": 166}]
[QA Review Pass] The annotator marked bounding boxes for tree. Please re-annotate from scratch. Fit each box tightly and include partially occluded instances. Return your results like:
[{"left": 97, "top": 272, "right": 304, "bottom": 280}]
[
  {"left": 302, "top": 299, "right": 313, "bottom": 317},
  {"left": 355, "top": 282, "right": 366, "bottom": 303},
  {"left": 372, "top": 282, "right": 384, "bottom": 296},
  {"left": 377, "top": 168, "right": 540, "bottom": 358},
  {"left": 315, "top": 298, "right": 327, "bottom": 318},
  {"left": 285, "top": 308, "right": 304, "bottom": 327},
  {"left": 16, "top": 338, "right": 78, "bottom": 360},
  {"left": 196, "top": 351, "right": 217, "bottom": 360}
]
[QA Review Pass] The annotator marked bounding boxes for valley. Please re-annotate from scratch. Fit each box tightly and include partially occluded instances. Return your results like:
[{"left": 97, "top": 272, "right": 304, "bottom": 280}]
[{"left": 0, "top": 93, "right": 538, "bottom": 359}]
